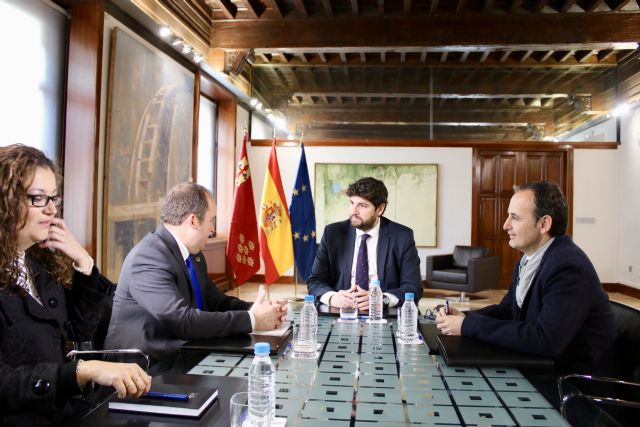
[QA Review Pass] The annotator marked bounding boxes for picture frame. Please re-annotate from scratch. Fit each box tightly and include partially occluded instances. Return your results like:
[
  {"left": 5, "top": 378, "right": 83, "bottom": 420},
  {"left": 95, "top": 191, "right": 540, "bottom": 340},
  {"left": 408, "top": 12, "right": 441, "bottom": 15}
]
[
  {"left": 314, "top": 163, "right": 438, "bottom": 247},
  {"left": 102, "top": 28, "right": 195, "bottom": 281}
]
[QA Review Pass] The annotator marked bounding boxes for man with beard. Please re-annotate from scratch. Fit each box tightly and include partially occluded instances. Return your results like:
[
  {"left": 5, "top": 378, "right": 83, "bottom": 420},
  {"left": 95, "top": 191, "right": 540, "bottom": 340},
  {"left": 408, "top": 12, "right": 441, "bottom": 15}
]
[{"left": 307, "top": 177, "right": 422, "bottom": 310}]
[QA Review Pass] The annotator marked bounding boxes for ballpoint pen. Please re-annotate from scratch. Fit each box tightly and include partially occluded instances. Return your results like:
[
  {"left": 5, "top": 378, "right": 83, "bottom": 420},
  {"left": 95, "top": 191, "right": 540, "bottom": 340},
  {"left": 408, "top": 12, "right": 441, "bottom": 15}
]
[
  {"left": 445, "top": 301, "right": 450, "bottom": 315},
  {"left": 143, "top": 391, "right": 191, "bottom": 401}
]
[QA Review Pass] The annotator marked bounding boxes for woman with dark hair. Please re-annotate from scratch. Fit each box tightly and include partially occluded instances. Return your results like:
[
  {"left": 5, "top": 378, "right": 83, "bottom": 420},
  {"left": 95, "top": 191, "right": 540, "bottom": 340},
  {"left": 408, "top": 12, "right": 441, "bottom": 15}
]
[{"left": 0, "top": 144, "right": 151, "bottom": 426}]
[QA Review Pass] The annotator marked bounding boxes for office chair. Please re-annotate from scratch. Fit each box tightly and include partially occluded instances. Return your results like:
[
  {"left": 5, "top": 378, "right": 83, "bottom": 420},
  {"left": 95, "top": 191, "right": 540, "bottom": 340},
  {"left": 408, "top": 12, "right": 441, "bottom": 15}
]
[
  {"left": 558, "top": 301, "right": 640, "bottom": 426},
  {"left": 426, "top": 245, "right": 500, "bottom": 301}
]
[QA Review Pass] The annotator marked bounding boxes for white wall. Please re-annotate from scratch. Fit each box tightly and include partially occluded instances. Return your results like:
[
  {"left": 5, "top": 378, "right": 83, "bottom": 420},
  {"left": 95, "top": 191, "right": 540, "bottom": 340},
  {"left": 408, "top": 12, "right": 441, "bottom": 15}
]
[
  {"left": 565, "top": 112, "right": 640, "bottom": 288},
  {"left": 618, "top": 106, "right": 640, "bottom": 288},
  {"left": 572, "top": 149, "right": 619, "bottom": 282}
]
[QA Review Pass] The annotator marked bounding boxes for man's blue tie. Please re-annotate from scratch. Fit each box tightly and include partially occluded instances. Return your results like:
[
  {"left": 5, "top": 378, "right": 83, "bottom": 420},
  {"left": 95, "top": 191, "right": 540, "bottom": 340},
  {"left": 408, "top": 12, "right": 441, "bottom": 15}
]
[
  {"left": 355, "top": 234, "right": 370, "bottom": 290},
  {"left": 185, "top": 256, "right": 204, "bottom": 310}
]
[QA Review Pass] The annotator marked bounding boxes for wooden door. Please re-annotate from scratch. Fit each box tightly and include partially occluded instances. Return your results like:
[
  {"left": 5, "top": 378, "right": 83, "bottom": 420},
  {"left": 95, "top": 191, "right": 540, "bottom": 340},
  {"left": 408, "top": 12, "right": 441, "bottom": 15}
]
[{"left": 473, "top": 148, "right": 571, "bottom": 288}]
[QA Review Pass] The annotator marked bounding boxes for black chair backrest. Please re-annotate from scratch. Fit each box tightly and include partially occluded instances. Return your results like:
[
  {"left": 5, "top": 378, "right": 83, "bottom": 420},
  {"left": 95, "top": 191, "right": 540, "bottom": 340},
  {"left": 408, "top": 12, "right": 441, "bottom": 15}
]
[
  {"left": 610, "top": 301, "right": 640, "bottom": 382},
  {"left": 452, "top": 246, "right": 490, "bottom": 268}
]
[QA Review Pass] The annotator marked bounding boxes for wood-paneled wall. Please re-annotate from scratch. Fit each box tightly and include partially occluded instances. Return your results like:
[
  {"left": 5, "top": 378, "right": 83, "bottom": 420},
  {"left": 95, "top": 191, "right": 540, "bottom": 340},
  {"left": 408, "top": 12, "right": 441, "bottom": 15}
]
[{"left": 63, "top": 1, "right": 104, "bottom": 255}]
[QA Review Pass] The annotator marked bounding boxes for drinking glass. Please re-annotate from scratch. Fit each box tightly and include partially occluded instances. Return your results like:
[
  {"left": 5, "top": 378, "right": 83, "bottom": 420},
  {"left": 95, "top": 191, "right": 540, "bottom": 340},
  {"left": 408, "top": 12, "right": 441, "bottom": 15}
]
[
  {"left": 230, "top": 391, "right": 270, "bottom": 427},
  {"left": 339, "top": 296, "right": 358, "bottom": 321}
]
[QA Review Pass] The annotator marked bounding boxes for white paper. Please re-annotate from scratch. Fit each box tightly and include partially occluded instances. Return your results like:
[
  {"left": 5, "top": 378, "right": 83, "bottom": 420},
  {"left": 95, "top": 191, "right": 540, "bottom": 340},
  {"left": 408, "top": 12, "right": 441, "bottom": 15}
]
[{"left": 251, "top": 321, "right": 292, "bottom": 337}]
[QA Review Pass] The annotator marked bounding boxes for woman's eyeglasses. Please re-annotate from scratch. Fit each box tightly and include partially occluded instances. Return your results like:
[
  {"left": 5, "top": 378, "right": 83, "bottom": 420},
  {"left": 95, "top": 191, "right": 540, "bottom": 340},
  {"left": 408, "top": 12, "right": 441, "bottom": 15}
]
[{"left": 27, "top": 194, "right": 63, "bottom": 207}]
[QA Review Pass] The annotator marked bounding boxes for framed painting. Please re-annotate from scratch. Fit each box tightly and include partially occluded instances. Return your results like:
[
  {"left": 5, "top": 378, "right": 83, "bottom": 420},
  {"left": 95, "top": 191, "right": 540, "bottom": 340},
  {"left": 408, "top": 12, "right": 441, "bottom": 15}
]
[
  {"left": 314, "top": 163, "right": 438, "bottom": 247},
  {"left": 103, "top": 28, "right": 194, "bottom": 281}
]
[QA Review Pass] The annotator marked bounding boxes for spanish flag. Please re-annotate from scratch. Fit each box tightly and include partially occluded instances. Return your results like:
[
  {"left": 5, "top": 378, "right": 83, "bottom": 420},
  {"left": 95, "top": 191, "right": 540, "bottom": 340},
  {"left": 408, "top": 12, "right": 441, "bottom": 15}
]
[{"left": 259, "top": 140, "right": 294, "bottom": 284}]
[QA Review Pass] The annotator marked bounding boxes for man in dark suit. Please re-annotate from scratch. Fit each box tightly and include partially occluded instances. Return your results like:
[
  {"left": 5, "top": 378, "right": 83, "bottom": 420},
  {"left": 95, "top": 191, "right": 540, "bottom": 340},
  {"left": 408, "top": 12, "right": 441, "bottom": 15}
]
[
  {"left": 105, "top": 182, "right": 286, "bottom": 360},
  {"left": 436, "top": 181, "right": 616, "bottom": 374},
  {"left": 307, "top": 177, "right": 422, "bottom": 310}
]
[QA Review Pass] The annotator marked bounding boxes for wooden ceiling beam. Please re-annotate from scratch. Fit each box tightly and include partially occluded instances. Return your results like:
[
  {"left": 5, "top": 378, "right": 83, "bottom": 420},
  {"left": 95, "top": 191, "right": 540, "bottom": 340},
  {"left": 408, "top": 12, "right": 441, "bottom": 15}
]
[
  {"left": 322, "top": 0, "right": 333, "bottom": 16},
  {"left": 519, "top": 50, "right": 533, "bottom": 63},
  {"left": 576, "top": 49, "right": 597, "bottom": 63},
  {"left": 404, "top": 0, "right": 412, "bottom": 13},
  {"left": 534, "top": 0, "right": 548, "bottom": 12},
  {"left": 430, "top": 0, "right": 439, "bottom": 13},
  {"left": 265, "top": 0, "right": 284, "bottom": 18},
  {"left": 265, "top": 71, "right": 607, "bottom": 96},
  {"left": 211, "top": 0, "right": 236, "bottom": 19},
  {"left": 291, "top": 0, "right": 308, "bottom": 17},
  {"left": 251, "top": 50, "right": 617, "bottom": 68},
  {"left": 597, "top": 49, "right": 614, "bottom": 62},
  {"left": 554, "top": 50, "right": 576, "bottom": 63},
  {"left": 483, "top": 0, "right": 494, "bottom": 13},
  {"left": 605, "top": 0, "right": 631, "bottom": 11},
  {"left": 211, "top": 14, "right": 640, "bottom": 49},
  {"left": 286, "top": 106, "right": 553, "bottom": 122},
  {"left": 560, "top": 0, "right": 577, "bottom": 12},
  {"left": 350, "top": 0, "right": 359, "bottom": 14},
  {"left": 289, "top": 89, "right": 578, "bottom": 98},
  {"left": 585, "top": 0, "right": 604, "bottom": 12},
  {"left": 240, "top": 0, "right": 261, "bottom": 18},
  {"left": 299, "top": 126, "right": 526, "bottom": 141}
]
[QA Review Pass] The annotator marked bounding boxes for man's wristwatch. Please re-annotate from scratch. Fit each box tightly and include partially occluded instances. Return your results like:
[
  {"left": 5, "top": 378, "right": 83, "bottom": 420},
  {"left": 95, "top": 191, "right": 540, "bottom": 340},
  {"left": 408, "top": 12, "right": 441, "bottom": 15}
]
[{"left": 382, "top": 295, "right": 391, "bottom": 307}]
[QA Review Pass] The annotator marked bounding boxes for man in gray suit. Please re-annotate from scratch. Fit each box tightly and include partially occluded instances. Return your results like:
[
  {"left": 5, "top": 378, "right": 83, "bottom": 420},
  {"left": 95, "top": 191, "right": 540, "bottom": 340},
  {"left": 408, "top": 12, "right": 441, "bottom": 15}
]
[{"left": 106, "top": 182, "right": 286, "bottom": 360}]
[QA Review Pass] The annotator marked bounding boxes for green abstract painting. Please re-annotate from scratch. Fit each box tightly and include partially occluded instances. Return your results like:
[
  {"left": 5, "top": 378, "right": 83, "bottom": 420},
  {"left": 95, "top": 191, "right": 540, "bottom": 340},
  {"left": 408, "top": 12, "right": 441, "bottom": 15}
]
[{"left": 314, "top": 163, "right": 437, "bottom": 247}]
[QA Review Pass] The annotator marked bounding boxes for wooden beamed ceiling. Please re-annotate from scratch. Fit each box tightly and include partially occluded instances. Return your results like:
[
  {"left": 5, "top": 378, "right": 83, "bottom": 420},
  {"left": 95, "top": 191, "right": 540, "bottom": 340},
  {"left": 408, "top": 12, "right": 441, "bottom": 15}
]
[{"left": 153, "top": 0, "right": 640, "bottom": 140}]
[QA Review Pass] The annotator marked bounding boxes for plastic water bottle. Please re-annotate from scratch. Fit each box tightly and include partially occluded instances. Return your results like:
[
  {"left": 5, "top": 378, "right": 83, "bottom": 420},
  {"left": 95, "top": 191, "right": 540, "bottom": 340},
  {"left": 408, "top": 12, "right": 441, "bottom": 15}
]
[
  {"left": 368, "top": 279, "right": 383, "bottom": 322},
  {"left": 298, "top": 295, "right": 317, "bottom": 351},
  {"left": 249, "top": 342, "right": 275, "bottom": 426},
  {"left": 400, "top": 292, "right": 418, "bottom": 343}
]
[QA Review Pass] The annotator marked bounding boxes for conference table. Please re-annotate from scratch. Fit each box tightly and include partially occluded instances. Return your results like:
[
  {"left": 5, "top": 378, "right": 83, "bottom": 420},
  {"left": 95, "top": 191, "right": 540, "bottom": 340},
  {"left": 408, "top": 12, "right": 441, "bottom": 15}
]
[{"left": 76, "top": 307, "right": 580, "bottom": 427}]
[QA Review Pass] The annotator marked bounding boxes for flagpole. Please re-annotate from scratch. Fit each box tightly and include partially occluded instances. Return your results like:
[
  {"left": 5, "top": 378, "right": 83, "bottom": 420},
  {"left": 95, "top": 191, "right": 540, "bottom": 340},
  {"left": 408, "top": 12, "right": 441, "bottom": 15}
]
[
  {"left": 294, "top": 132, "right": 301, "bottom": 300},
  {"left": 293, "top": 264, "right": 298, "bottom": 299}
]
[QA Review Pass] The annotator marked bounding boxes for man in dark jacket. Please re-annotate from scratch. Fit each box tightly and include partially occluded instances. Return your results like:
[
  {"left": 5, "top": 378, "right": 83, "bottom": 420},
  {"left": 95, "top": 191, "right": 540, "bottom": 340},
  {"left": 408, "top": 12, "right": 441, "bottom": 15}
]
[
  {"left": 436, "top": 181, "right": 616, "bottom": 374},
  {"left": 307, "top": 177, "right": 422, "bottom": 311}
]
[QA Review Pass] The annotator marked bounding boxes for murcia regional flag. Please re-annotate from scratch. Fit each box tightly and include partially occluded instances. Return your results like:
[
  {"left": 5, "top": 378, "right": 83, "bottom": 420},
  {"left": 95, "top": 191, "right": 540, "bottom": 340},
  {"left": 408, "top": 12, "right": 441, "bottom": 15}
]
[
  {"left": 226, "top": 130, "right": 260, "bottom": 285},
  {"left": 258, "top": 140, "right": 294, "bottom": 284}
]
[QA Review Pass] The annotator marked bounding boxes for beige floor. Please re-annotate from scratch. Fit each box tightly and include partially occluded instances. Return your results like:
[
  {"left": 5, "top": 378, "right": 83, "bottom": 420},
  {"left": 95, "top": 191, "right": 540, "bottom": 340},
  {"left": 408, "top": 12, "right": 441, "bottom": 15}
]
[{"left": 227, "top": 283, "right": 640, "bottom": 311}]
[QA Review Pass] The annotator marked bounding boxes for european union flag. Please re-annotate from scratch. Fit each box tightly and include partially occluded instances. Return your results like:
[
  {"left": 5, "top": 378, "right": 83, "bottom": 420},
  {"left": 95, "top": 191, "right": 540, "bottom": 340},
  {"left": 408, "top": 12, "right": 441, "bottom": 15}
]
[{"left": 289, "top": 144, "right": 317, "bottom": 281}]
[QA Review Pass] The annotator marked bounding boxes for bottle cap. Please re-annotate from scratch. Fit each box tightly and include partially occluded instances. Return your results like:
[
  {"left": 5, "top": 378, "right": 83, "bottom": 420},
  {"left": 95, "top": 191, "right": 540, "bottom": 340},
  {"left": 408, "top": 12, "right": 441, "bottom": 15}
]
[
  {"left": 371, "top": 279, "right": 380, "bottom": 287},
  {"left": 254, "top": 342, "right": 270, "bottom": 354},
  {"left": 405, "top": 292, "right": 414, "bottom": 300},
  {"left": 304, "top": 295, "right": 314, "bottom": 302}
]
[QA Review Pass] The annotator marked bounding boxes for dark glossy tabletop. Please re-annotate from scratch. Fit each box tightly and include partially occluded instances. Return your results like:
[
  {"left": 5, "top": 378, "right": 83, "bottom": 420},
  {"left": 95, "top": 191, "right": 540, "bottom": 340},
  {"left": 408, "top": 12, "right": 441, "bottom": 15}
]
[{"left": 74, "top": 309, "right": 576, "bottom": 427}]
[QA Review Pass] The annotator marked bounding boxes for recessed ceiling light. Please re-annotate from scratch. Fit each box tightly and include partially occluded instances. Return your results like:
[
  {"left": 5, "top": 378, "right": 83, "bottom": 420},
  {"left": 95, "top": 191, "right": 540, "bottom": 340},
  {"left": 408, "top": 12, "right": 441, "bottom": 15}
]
[{"left": 159, "top": 26, "right": 171, "bottom": 38}]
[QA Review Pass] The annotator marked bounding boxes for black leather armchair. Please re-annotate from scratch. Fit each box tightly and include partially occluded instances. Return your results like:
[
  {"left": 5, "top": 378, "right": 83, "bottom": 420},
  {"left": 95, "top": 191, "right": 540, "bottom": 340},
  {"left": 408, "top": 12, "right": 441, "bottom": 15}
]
[{"left": 426, "top": 245, "right": 500, "bottom": 301}]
